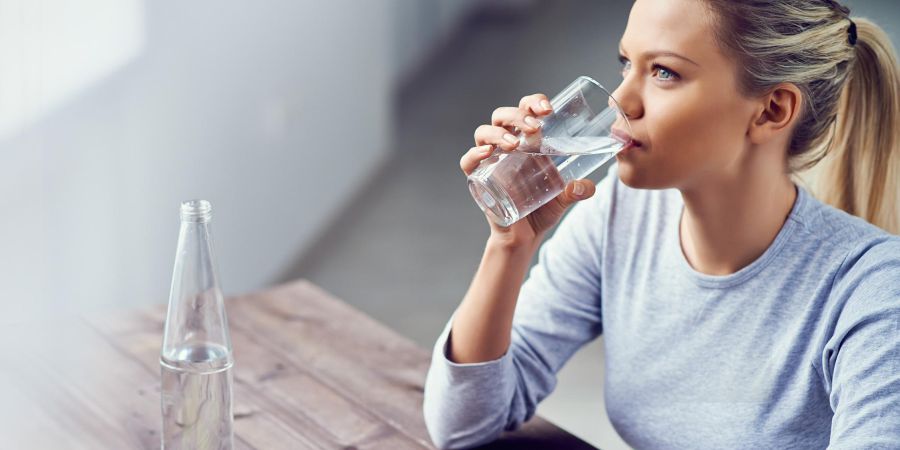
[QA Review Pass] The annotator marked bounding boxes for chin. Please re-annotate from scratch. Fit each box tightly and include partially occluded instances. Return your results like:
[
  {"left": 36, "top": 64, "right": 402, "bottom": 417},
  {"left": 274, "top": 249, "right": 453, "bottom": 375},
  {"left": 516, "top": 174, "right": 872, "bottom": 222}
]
[
  {"left": 615, "top": 156, "right": 651, "bottom": 189},
  {"left": 614, "top": 156, "right": 675, "bottom": 190}
]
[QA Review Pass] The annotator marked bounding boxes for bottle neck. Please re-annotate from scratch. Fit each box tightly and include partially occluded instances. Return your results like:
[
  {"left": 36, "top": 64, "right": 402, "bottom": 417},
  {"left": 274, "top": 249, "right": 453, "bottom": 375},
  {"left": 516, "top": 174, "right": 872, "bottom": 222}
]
[{"left": 180, "top": 199, "right": 212, "bottom": 223}]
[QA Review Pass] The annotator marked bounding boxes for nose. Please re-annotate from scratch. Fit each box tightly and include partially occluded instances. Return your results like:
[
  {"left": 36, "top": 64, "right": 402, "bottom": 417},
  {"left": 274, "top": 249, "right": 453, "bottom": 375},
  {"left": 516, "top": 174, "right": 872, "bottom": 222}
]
[{"left": 609, "top": 79, "right": 643, "bottom": 121}]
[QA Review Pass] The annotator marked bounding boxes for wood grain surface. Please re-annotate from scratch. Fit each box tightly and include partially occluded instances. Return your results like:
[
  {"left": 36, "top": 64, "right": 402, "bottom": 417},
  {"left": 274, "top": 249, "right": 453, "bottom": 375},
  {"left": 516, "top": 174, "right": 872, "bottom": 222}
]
[{"left": 1, "top": 280, "right": 598, "bottom": 449}]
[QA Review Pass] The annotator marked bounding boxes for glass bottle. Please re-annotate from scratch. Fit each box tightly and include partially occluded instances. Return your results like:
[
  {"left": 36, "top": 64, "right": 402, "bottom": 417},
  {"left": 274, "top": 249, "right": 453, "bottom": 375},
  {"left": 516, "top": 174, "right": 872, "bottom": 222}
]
[{"left": 161, "top": 199, "right": 234, "bottom": 450}]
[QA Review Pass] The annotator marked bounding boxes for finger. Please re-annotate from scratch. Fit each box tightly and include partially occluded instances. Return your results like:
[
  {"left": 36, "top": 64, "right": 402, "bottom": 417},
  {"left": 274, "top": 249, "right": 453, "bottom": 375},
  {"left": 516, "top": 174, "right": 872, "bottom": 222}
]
[
  {"left": 474, "top": 124, "right": 520, "bottom": 150},
  {"left": 491, "top": 106, "right": 542, "bottom": 133},
  {"left": 460, "top": 145, "right": 495, "bottom": 175},
  {"left": 518, "top": 93, "right": 553, "bottom": 116}
]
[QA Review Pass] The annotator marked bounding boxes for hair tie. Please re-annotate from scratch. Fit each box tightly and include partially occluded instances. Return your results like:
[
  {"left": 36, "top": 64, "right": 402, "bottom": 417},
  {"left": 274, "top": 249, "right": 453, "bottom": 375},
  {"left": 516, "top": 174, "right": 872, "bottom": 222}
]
[{"left": 847, "top": 19, "right": 857, "bottom": 46}]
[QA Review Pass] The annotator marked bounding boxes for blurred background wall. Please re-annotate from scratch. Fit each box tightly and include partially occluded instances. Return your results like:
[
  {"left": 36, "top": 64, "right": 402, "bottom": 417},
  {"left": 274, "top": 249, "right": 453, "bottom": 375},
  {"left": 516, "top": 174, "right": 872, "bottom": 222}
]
[
  {"left": 0, "top": 0, "right": 531, "bottom": 316},
  {"left": 2, "top": 1, "right": 897, "bottom": 448}
]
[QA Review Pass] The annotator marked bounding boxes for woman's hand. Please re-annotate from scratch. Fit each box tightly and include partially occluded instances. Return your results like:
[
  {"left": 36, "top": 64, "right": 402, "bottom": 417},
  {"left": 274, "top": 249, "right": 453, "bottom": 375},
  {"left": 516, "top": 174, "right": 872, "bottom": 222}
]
[{"left": 461, "top": 93, "right": 597, "bottom": 249}]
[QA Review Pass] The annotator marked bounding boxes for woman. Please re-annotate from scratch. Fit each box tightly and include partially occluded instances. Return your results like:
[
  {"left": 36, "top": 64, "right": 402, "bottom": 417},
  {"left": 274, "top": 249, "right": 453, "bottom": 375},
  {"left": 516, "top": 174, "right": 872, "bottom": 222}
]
[{"left": 423, "top": 0, "right": 900, "bottom": 448}]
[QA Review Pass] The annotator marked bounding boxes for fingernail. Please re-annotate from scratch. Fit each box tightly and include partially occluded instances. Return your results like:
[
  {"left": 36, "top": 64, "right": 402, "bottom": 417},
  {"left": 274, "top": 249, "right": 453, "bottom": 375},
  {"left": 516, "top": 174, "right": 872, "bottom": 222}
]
[
  {"left": 541, "top": 100, "right": 552, "bottom": 111},
  {"left": 524, "top": 116, "right": 540, "bottom": 128},
  {"left": 503, "top": 133, "right": 518, "bottom": 144},
  {"left": 573, "top": 182, "right": 585, "bottom": 196},
  {"left": 481, "top": 145, "right": 494, "bottom": 154}
]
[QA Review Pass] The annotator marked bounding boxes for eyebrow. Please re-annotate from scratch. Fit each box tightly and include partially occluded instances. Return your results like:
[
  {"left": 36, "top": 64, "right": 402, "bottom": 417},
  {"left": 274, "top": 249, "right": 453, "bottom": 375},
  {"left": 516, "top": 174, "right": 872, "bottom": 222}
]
[{"left": 618, "top": 43, "right": 700, "bottom": 67}]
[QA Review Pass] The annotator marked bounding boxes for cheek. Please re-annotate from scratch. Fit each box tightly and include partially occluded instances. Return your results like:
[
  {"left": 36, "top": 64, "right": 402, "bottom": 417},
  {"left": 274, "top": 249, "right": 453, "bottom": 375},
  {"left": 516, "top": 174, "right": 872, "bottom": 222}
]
[
  {"left": 620, "top": 88, "right": 751, "bottom": 188},
  {"left": 651, "top": 92, "right": 744, "bottom": 160},
  {"left": 647, "top": 89, "right": 749, "bottom": 179}
]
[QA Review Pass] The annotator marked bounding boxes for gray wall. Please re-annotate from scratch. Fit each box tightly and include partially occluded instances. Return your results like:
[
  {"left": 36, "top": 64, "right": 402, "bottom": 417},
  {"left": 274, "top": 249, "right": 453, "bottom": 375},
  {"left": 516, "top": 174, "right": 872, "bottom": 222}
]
[
  {"left": 846, "top": 0, "right": 900, "bottom": 37},
  {"left": 0, "top": 0, "right": 499, "bottom": 316}
]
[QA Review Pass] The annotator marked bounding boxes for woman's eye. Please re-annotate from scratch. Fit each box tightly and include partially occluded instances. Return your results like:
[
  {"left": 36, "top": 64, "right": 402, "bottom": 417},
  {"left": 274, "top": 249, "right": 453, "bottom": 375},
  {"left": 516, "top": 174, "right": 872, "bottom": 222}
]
[
  {"left": 619, "top": 57, "right": 679, "bottom": 82},
  {"left": 653, "top": 65, "right": 678, "bottom": 81}
]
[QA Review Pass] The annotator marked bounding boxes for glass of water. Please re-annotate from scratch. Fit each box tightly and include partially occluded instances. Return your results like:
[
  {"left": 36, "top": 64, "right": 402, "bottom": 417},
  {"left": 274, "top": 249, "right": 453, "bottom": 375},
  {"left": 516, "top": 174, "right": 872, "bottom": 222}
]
[{"left": 467, "top": 76, "right": 632, "bottom": 227}]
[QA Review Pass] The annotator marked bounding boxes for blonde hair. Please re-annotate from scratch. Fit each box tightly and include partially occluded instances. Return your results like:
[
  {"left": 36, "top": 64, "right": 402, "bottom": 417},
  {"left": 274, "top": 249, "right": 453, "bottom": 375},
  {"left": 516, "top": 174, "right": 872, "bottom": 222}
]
[{"left": 703, "top": 0, "right": 900, "bottom": 234}]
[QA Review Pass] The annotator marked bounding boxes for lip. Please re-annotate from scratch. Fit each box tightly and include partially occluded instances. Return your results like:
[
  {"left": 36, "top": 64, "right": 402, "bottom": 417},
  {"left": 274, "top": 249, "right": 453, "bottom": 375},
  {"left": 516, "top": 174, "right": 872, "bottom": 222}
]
[
  {"left": 619, "top": 140, "right": 640, "bottom": 154},
  {"left": 611, "top": 127, "right": 643, "bottom": 149}
]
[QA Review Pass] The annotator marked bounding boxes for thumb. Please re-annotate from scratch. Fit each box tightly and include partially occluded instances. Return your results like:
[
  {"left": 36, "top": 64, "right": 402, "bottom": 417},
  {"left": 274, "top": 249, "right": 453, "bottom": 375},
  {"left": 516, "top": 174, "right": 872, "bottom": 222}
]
[
  {"left": 543, "top": 180, "right": 596, "bottom": 217},
  {"left": 561, "top": 179, "right": 596, "bottom": 205}
]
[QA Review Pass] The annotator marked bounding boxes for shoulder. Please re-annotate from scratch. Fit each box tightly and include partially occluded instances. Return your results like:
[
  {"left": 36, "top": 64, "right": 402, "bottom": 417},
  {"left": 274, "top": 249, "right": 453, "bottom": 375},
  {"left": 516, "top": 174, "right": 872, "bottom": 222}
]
[
  {"left": 787, "top": 186, "right": 898, "bottom": 269},
  {"left": 834, "top": 236, "right": 900, "bottom": 302},
  {"left": 798, "top": 194, "right": 900, "bottom": 317},
  {"left": 801, "top": 190, "right": 900, "bottom": 277}
]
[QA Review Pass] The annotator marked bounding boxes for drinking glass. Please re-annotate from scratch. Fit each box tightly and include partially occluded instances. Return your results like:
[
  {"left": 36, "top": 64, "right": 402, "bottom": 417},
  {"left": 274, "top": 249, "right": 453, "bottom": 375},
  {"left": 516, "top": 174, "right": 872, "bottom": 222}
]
[{"left": 467, "top": 76, "right": 632, "bottom": 227}]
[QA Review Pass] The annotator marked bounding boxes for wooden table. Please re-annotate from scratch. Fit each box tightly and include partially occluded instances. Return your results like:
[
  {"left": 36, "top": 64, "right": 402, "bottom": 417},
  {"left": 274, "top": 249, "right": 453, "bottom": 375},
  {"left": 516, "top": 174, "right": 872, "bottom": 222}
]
[{"left": 1, "top": 280, "right": 597, "bottom": 449}]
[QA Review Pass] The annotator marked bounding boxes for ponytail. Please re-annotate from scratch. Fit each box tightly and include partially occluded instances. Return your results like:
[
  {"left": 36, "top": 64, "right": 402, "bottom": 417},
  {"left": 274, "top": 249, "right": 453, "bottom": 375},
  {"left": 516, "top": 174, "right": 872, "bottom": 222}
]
[{"left": 798, "top": 18, "right": 900, "bottom": 234}]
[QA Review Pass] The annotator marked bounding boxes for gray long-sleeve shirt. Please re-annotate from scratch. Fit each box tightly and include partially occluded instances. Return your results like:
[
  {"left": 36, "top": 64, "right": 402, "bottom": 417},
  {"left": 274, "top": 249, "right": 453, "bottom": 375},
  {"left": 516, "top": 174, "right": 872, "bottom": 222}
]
[{"left": 423, "top": 164, "right": 900, "bottom": 449}]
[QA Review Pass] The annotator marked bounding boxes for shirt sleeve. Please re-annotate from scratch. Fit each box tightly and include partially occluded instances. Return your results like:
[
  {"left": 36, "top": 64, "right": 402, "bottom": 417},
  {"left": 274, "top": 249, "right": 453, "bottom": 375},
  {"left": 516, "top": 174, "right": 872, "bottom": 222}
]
[
  {"left": 825, "top": 238, "right": 900, "bottom": 449},
  {"left": 422, "top": 164, "right": 616, "bottom": 449}
]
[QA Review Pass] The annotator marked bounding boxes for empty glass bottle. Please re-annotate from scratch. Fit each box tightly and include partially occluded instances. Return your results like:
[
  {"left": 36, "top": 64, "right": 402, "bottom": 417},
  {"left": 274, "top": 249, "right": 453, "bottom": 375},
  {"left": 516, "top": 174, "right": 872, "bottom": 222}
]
[{"left": 161, "top": 199, "right": 234, "bottom": 450}]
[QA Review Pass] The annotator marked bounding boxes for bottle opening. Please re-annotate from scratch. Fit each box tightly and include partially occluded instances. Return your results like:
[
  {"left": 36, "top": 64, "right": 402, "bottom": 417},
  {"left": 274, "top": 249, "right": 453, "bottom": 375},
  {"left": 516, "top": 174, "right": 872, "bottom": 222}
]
[{"left": 181, "top": 199, "right": 212, "bottom": 222}]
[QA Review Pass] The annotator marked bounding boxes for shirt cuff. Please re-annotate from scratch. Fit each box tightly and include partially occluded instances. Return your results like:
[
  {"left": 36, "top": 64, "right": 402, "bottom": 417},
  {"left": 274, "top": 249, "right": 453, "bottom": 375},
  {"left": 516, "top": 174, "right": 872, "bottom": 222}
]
[{"left": 432, "top": 317, "right": 514, "bottom": 382}]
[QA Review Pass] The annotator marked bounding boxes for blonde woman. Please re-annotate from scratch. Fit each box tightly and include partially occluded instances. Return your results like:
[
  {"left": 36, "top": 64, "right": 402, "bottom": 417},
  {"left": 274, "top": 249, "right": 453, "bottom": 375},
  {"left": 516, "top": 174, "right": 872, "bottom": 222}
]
[{"left": 423, "top": 0, "right": 900, "bottom": 448}]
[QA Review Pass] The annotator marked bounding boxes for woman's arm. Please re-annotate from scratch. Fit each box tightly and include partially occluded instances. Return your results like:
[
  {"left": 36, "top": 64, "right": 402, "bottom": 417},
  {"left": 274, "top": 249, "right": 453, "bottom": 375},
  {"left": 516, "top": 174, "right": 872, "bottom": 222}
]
[
  {"left": 448, "top": 235, "right": 543, "bottom": 364},
  {"left": 423, "top": 165, "right": 616, "bottom": 449},
  {"left": 825, "top": 239, "right": 900, "bottom": 448}
]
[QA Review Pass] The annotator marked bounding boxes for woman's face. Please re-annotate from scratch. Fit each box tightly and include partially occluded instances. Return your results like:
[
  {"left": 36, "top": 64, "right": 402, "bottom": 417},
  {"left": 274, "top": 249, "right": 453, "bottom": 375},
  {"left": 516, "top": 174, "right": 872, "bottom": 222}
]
[{"left": 611, "top": 0, "right": 760, "bottom": 190}]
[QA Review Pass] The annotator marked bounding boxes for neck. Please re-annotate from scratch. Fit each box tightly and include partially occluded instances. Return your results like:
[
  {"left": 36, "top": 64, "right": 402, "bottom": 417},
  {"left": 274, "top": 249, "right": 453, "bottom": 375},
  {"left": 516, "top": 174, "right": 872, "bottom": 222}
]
[{"left": 678, "top": 153, "right": 797, "bottom": 276}]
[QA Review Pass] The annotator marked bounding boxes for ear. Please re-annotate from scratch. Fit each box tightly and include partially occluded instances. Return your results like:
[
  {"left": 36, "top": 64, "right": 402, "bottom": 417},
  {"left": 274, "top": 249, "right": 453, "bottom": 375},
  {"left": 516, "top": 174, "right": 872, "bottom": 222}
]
[{"left": 748, "top": 83, "right": 803, "bottom": 146}]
